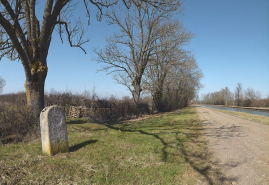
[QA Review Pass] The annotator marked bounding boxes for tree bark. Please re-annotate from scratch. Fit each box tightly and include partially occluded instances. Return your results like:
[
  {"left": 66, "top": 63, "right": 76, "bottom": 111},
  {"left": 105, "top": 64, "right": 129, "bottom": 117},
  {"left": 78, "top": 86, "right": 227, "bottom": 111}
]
[
  {"left": 132, "top": 81, "right": 141, "bottom": 108},
  {"left": 24, "top": 61, "right": 47, "bottom": 113}
]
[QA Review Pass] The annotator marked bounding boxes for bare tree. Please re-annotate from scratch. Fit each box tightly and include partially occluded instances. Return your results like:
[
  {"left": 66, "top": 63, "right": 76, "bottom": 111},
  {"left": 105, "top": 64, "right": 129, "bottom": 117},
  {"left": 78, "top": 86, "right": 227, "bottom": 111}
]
[
  {"left": 235, "top": 82, "right": 243, "bottom": 107},
  {"left": 160, "top": 54, "right": 203, "bottom": 111},
  {"left": 175, "top": 55, "right": 203, "bottom": 108},
  {"left": 244, "top": 88, "right": 262, "bottom": 107},
  {"left": 0, "top": 76, "right": 5, "bottom": 93},
  {"left": 95, "top": 0, "right": 181, "bottom": 110},
  {"left": 144, "top": 21, "right": 193, "bottom": 111},
  {"left": 0, "top": 0, "right": 177, "bottom": 113},
  {"left": 222, "top": 87, "right": 233, "bottom": 106}
]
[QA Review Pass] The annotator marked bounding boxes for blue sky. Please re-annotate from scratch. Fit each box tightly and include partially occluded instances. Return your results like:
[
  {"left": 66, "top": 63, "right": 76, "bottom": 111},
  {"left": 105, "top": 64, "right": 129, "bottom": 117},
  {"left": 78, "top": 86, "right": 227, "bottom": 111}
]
[
  {"left": 0, "top": 0, "right": 268, "bottom": 98},
  {"left": 181, "top": 0, "right": 269, "bottom": 98}
]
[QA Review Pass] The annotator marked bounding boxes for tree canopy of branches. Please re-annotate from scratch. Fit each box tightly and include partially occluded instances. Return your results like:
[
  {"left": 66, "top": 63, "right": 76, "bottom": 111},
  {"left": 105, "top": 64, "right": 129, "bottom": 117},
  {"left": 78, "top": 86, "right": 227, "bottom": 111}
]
[
  {"left": 143, "top": 20, "right": 195, "bottom": 111},
  {"left": 0, "top": 76, "right": 5, "bottom": 93},
  {"left": 95, "top": 0, "right": 185, "bottom": 110},
  {"left": 157, "top": 54, "right": 203, "bottom": 111},
  {"left": 0, "top": 0, "right": 180, "bottom": 113}
]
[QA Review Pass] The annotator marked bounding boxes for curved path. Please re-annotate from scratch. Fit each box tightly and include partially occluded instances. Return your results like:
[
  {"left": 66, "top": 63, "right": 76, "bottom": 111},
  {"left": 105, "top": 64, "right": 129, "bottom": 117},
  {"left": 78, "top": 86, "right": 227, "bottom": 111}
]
[{"left": 196, "top": 106, "right": 269, "bottom": 185}]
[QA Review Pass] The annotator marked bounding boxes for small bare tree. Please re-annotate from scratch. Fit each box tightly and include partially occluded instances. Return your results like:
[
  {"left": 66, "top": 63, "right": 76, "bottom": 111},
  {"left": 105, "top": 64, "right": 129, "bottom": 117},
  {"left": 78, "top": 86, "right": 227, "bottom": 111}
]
[
  {"left": 0, "top": 76, "right": 6, "bottom": 94},
  {"left": 244, "top": 88, "right": 261, "bottom": 107},
  {"left": 95, "top": 0, "right": 181, "bottom": 110},
  {"left": 235, "top": 82, "right": 243, "bottom": 107}
]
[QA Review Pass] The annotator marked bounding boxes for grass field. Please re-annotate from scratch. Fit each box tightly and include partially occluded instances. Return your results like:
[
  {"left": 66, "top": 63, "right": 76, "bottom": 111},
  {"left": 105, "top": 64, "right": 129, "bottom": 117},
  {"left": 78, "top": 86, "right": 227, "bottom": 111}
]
[
  {"left": 0, "top": 107, "right": 223, "bottom": 184},
  {"left": 211, "top": 109, "right": 269, "bottom": 125}
]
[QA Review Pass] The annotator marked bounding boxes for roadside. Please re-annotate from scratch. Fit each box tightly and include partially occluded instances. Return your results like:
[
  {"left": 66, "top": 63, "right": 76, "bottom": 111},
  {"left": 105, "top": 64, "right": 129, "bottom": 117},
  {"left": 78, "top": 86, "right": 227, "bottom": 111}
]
[
  {"left": 201, "top": 104, "right": 269, "bottom": 112},
  {"left": 197, "top": 106, "right": 269, "bottom": 185},
  {"left": 228, "top": 106, "right": 269, "bottom": 112},
  {"left": 207, "top": 108, "right": 269, "bottom": 125}
]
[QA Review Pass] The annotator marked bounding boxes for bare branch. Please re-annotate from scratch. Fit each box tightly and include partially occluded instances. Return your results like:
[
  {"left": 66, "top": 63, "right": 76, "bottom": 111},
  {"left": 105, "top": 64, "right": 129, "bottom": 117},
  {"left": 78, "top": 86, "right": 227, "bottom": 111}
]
[{"left": 56, "top": 20, "right": 89, "bottom": 54}]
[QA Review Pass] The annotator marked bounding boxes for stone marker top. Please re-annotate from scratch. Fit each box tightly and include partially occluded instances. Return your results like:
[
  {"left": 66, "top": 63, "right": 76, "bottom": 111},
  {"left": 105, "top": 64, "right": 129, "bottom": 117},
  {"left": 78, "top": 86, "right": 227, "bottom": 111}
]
[{"left": 40, "top": 105, "right": 69, "bottom": 156}]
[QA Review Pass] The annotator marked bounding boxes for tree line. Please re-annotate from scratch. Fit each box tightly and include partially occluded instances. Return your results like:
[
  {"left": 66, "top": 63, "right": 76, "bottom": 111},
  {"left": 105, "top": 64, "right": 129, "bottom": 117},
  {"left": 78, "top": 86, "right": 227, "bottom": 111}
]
[
  {"left": 200, "top": 83, "right": 269, "bottom": 107},
  {"left": 0, "top": 0, "right": 202, "bottom": 115}
]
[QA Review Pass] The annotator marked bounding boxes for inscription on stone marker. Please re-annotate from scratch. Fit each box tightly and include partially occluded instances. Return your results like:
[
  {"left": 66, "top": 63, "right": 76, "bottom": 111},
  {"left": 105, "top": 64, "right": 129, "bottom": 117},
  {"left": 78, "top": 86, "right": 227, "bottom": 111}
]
[{"left": 40, "top": 105, "right": 69, "bottom": 156}]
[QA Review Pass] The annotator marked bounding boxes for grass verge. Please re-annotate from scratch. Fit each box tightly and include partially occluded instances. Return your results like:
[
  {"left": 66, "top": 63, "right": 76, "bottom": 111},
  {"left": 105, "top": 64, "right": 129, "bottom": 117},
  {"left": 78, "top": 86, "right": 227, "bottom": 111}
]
[
  {"left": 211, "top": 109, "right": 269, "bottom": 125},
  {"left": 0, "top": 107, "right": 222, "bottom": 184}
]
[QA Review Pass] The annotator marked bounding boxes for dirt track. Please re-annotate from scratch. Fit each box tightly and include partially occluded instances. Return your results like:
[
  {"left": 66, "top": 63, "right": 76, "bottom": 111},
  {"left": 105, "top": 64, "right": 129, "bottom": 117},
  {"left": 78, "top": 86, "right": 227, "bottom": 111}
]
[{"left": 196, "top": 106, "right": 269, "bottom": 185}]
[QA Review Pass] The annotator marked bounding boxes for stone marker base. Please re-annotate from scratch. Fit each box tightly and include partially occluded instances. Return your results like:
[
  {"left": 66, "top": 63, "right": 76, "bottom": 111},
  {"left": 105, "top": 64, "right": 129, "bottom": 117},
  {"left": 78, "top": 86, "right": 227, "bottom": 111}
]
[{"left": 40, "top": 105, "right": 69, "bottom": 156}]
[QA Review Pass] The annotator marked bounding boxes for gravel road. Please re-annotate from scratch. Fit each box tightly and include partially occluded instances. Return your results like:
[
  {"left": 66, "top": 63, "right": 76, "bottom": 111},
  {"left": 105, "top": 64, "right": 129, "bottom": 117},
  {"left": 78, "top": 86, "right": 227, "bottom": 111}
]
[{"left": 196, "top": 106, "right": 269, "bottom": 185}]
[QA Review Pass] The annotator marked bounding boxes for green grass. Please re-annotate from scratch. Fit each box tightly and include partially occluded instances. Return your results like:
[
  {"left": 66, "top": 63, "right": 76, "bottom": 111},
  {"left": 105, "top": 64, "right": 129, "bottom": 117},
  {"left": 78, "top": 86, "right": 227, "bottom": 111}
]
[
  {"left": 211, "top": 109, "right": 269, "bottom": 125},
  {"left": 0, "top": 107, "right": 222, "bottom": 184}
]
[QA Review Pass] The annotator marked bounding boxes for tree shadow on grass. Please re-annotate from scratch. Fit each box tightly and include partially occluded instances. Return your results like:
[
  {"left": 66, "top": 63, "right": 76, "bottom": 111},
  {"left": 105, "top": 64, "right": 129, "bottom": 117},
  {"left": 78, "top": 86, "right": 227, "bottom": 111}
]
[
  {"left": 103, "top": 123, "right": 172, "bottom": 162},
  {"left": 69, "top": 139, "right": 98, "bottom": 152},
  {"left": 67, "top": 119, "right": 89, "bottom": 125},
  {"left": 103, "top": 110, "right": 235, "bottom": 185},
  {"left": 178, "top": 122, "right": 239, "bottom": 185}
]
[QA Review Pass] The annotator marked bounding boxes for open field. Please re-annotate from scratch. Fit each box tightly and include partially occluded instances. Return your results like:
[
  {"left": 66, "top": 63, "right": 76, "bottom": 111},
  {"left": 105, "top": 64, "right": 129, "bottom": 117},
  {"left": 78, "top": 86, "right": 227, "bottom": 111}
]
[{"left": 0, "top": 107, "right": 223, "bottom": 184}]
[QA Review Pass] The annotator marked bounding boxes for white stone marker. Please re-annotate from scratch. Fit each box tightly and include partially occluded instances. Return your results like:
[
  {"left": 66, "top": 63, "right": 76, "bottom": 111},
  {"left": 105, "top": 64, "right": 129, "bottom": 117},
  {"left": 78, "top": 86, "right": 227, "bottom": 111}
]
[{"left": 40, "top": 105, "right": 69, "bottom": 156}]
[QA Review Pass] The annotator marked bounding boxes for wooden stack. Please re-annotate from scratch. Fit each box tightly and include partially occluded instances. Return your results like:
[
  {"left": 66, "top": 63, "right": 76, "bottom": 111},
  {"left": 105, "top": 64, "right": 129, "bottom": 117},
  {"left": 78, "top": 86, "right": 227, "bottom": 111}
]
[
  {"left": 69, "top": 106, "right": 112, "bottom": 119},
  {"left": 69, "top": 106, "right": 82, "bottom": 118},
  {"left": 80, "top": 107, "right": 94, "bottom": 117}
]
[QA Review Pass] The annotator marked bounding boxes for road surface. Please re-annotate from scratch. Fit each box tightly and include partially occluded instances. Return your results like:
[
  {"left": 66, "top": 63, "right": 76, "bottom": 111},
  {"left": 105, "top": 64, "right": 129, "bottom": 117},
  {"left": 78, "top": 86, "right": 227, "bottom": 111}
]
[{"left": 196, "top": 106, "right": 269, "bottom": 185}]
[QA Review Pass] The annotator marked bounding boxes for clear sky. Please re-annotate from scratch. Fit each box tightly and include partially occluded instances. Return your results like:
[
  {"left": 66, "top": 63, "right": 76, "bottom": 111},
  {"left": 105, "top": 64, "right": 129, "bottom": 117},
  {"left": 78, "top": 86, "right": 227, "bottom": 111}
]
[
  {"left": 0, "top": 0, "right": 268, "bottom": 98},
  {"left": 181, "top": 0, "right": 269, "bottom": 98}
]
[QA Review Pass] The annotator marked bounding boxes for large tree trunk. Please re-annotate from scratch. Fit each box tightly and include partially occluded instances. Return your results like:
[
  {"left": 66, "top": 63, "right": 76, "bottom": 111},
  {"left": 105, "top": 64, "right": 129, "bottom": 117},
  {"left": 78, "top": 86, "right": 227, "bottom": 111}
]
[
  {"left": 152, "top": 76, "right": 166, "bottom": 112},
  {"left": 153, "top": 90, "right": 164, "bottom": 112},
  {"left": 132, "top": 76, "right": 142, "bottom": 113},
  {"left": 25, "top": 61, "right": 47, "bottom": 114},
  {"left": 133, "top": 82, "right": 141, "bottom": 108}
]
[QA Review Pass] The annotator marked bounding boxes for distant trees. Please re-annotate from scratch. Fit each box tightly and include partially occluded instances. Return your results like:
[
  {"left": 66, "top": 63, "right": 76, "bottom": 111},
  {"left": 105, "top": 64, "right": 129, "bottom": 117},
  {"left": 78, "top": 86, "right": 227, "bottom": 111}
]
[
  {"left": 201, "top": 83, "right": 267, "bottom": 107},
  {"left": 202, "top": 87, "right": 233, "bottom": 106},
  {"left": 0, "top": 76, "right": 5, "bottom": 94},
  {"left": 244, "top": 88, "right": 261, "bottom": 107},
  {"left": 221, "top": 87, "right": 234, "bottom": 106},
  {"left": 235, "top": 83, "right": 243, "bottom": 106}
]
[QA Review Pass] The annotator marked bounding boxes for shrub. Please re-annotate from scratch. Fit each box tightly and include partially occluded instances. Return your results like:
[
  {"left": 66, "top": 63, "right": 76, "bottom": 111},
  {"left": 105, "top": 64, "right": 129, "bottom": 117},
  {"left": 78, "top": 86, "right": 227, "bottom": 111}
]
[
  {"left": 81, "top": 99, "right": 149, "bottom": 122},
  {"left": 0, "top": 105, "right": 39, "bottom": 144},
  {"left": 0, "top": 90, "right": 151, "bottom": 125}
]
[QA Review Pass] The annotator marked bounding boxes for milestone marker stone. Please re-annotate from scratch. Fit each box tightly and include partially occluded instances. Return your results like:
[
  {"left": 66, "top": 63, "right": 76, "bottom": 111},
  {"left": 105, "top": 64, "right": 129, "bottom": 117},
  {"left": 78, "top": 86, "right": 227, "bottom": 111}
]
[{"left": 40, "top": 105, "right": 69, "bottom": 156}]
